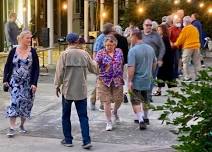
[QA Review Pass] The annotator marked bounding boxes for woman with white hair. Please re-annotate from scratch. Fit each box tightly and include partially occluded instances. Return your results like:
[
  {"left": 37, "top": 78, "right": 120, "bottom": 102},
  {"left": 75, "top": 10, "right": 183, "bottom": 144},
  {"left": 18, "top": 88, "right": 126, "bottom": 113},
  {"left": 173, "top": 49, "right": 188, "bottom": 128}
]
[
  {"left": 3, "top": 30, "right": 40, "bottom": 137},
  {"left": 95, "top": 35, "right": 124, "bottom": 131}
]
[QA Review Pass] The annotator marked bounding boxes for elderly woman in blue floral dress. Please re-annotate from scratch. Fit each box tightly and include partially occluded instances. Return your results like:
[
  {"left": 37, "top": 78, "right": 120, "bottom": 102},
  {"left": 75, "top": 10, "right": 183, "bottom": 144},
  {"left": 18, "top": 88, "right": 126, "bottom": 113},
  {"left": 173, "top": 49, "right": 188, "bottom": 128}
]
[
  {"left": 3, "top": 30, "right": 40, "bottom": 137},
  {"left": 95, "top": 35, "right": 124, "bottom": 131}
]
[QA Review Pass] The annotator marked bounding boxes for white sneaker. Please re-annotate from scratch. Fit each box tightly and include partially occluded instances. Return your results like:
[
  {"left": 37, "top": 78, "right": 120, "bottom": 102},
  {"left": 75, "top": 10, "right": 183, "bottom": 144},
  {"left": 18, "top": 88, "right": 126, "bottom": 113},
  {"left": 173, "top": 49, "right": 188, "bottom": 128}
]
[{"left": 106, "top": 122, "right": 112, "bottom": 131}]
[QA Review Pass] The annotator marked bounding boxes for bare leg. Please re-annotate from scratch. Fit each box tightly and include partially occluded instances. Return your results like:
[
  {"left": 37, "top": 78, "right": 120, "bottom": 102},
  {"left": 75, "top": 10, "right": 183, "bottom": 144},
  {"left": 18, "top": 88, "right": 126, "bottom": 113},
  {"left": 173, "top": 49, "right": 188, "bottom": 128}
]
[
  {"left": 9, "top": 117, "right": 16, "bottom": 129},
  {"left": 20, "top": 117, "right": 26, "bottom": 127},
  {"left": 142, "top": 103, "right": 149, "bottom": 119},
  {"left": 104, "top": 102, "right": 112, "bottom": 122}
]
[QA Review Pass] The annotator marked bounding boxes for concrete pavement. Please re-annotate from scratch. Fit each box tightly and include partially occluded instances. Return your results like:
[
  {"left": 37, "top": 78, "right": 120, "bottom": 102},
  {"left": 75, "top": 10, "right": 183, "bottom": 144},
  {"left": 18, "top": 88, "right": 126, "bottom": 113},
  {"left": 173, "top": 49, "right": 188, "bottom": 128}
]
[{"left": 0, "top": 54, "right": 211, "bottom": 152}]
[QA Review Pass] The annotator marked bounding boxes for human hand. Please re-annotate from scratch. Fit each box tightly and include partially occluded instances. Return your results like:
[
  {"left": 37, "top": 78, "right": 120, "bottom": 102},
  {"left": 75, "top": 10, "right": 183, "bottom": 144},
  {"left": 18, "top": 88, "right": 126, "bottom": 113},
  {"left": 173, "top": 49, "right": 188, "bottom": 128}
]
[
  {"left": 128, "top": 81, "right": 133, "bottom": 93},
  {"left": 31, "top": 85, "right": 37, "bottom": 94},
  {"left": 56, "top": 87, "right": 61, "bottom": 97},
  {"left": 170, "top": 42, "right": 176, "bottom": 48},
  {"left": 157, "top": 60, "right": 163, "bottom": 67}
]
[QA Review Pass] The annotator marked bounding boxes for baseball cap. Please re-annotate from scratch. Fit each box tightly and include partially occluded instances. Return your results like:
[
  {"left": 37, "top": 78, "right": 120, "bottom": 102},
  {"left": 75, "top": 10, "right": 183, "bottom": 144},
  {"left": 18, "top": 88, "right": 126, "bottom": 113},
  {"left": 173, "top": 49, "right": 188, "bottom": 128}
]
[{"left": 66, "top": 32, "right": 79, "bottom": 43}]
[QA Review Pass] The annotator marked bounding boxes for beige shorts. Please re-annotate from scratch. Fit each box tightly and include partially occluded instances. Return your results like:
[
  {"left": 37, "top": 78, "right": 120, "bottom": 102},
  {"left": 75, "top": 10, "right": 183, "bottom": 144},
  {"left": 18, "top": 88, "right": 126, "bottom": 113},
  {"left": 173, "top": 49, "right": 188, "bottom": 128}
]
[{"left": 97, "top": 79, "right": 123, "bottom": 104}]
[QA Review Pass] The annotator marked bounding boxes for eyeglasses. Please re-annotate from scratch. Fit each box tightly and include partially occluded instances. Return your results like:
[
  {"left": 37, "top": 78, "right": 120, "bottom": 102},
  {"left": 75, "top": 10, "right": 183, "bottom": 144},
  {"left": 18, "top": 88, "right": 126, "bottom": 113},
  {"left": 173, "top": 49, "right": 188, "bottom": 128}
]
[
  {"left": 145, "top": 24, "right": 152, "bottom": 27},
  {"left": 105, "top": 44, "right": 114, "bottom": 47}
]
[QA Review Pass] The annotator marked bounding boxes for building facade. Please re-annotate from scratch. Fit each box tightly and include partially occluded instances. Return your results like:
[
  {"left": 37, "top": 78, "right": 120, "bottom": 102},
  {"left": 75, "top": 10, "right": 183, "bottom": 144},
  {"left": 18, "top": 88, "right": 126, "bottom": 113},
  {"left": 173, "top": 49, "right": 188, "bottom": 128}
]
[{"left": 0, "top": 0, "right": 132, "bottom": 51}]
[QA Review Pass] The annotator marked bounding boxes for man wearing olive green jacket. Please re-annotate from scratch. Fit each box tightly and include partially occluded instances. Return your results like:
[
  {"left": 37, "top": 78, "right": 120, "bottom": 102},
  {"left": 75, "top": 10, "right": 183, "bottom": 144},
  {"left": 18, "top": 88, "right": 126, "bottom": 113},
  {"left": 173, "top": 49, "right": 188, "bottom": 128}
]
[{"left": 54, "top": 32, "right": 97, "bottom": 149}]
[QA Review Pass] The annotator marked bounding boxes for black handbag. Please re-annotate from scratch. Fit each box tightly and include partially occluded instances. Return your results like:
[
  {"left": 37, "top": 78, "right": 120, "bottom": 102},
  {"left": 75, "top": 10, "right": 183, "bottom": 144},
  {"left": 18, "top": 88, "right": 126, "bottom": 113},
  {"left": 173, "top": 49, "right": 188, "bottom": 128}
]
[{"left": 3, "top": 84, "right": 9, "bottom": 92}]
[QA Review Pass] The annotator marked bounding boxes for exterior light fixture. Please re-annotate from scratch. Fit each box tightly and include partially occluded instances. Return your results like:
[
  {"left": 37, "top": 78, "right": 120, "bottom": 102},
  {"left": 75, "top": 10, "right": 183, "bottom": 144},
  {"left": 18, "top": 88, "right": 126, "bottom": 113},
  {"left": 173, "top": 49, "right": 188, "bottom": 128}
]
[
  {"left": 208, "top": 7, "right": 212, "bottom": 14},
  {"left": 174, "top": 0, "right": 180, "bottom": 5},
  {"left": 63, "top": 3, "right": 67, "bottom": 10},
  {"left": 199, "top": 3, "right": 204, "bottom": 8},
  {"left": 138, "top": 7, "right": 144, "bottom": 13},
  {"left": 102, "top": 12, "right": 107, "bottom": 18},
  {"left": 23, "top": 7, "right": 26, "bottom": 12}
]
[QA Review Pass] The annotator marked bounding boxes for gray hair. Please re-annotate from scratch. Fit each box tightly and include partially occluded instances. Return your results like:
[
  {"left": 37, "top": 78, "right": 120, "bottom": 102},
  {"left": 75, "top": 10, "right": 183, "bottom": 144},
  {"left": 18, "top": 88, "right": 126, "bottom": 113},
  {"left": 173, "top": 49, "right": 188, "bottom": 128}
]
[
  {"left": 114, "top": 25, "right": 123, "bottom": 35},
  {"left": 152, "top": 21, "right": 158, "bottom": 31},
  {"left": 102, "top": 23, "right": 114, "bottom": 34},
  {"left": 183, "top": 16, "right": 192, "bottom": 25},
  {"left": 103, "top": 35, "right": 118, "bottom": 46}
]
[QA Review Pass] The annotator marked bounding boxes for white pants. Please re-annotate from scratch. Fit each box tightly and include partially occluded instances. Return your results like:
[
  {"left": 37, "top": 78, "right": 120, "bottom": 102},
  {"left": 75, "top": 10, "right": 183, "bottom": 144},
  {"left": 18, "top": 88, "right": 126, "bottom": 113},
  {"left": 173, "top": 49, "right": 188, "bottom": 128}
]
[{"left": 182, "top": 48, "right": 201, "bottom": 79}]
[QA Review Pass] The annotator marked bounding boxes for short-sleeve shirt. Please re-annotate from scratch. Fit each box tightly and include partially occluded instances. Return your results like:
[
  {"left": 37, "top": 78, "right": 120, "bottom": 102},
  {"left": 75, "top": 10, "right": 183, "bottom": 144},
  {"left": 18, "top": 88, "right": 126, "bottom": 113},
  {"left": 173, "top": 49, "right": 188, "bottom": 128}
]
[
  {"left": 93, "top": 33, "right": 105, "bottom": 52},
  {"left": 128, "top": 43, "right": 156, "bottom": 91},
  {"left": 95, "top": 48, "right": 124, "bottom": 87}
]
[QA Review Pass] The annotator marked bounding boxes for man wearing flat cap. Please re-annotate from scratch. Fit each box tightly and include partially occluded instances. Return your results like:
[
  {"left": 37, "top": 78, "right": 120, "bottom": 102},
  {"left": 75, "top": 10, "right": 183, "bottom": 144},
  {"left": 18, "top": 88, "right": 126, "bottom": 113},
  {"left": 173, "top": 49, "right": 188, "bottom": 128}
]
[{"left": 54, "top": 32, "right": 97, "bottom": 149}]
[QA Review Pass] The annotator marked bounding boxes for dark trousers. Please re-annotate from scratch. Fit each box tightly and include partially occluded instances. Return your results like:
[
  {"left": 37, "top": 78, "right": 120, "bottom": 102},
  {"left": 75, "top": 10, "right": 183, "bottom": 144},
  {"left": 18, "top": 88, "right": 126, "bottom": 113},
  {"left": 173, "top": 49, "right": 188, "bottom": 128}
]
[
  {"left": 62, "top": 96, "right": 91, "bottom": 145},
  {"left": 147, "top": 65, "right": 159, "bottom": 101},
  {"left": 173, "top": 49, "right": 180, "bottom": 78}
]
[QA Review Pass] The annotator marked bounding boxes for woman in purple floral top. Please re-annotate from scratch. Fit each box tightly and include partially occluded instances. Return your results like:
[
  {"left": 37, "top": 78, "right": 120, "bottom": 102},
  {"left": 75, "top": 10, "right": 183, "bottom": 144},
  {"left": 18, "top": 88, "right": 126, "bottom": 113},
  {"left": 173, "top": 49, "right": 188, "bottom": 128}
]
[{"left": 95, "top": 35, "right": 124, "bottom": 131}]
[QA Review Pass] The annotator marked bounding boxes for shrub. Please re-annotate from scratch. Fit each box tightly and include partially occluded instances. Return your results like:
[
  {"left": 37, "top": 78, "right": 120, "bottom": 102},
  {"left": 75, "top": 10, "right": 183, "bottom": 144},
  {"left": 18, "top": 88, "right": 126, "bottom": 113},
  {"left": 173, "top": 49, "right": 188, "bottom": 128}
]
[{"left": 153, "top": 68, "right": 212, "bottom": 152}]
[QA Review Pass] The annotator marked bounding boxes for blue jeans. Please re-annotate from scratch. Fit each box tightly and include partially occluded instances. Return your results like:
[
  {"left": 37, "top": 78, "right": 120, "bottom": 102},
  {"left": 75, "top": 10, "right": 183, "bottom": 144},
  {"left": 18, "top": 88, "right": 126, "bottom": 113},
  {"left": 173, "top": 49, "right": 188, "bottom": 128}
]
[{"left": 62, "top": 96, "right": 91, "bottom": 145}]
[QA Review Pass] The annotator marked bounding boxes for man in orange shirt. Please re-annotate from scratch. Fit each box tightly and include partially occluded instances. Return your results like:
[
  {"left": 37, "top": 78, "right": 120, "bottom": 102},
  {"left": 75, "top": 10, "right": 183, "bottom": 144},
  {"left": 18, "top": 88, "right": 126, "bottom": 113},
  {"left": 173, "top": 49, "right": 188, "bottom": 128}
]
[{"left": 173, "top": 16, "right": 201, "bottom": 81}]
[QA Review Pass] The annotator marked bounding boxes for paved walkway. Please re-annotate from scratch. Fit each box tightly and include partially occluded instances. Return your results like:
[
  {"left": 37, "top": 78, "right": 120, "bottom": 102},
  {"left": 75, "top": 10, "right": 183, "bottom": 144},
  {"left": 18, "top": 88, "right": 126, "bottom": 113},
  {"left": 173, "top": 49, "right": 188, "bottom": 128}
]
[{"left": 0, "top": 53, "right": 211, "bottom": 152}]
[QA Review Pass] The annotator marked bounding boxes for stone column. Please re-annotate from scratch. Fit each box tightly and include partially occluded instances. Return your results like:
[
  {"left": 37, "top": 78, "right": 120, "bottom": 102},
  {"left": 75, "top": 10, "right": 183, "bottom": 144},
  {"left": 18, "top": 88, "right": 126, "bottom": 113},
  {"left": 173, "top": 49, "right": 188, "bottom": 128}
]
[
  {"left": 47, "top": 0, "right": 54, "bottom": 64},
  {"left": 0, "top": 0, "right": 4, "bottom": 51},
  {"left": 23, "top": 0, "right": 29, "bottom": 30},
  {"left": 57, "top": 0, "right": 61, "bottom": 37},
  {"left": 125, "top": 0, "right": 129, "bottom": 8},
  {"left": 114, "top": 0, "right": 118, "bottom": 26},
  {"left": 100, "top": 0, "right": 104, "bottom": 31},
  {"left": 67, "top": 0, "right": 73, "bottom": 33},
  {"left": 90, "top": 0, "right": 95, "bottom": 31},
  {"left": 84, "top": 0, "right": 89, "bottom": 42}
]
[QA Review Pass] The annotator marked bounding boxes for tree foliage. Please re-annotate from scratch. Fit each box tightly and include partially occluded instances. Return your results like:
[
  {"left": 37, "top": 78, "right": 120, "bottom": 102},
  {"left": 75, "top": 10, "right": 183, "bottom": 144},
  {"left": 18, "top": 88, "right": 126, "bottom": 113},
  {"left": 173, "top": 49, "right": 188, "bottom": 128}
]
[
  {"left": 152, "top": 68, "right": 212, "bottom": 152},
  {"left": 119, "top": 0, "right": 212, "bottom": 37}
]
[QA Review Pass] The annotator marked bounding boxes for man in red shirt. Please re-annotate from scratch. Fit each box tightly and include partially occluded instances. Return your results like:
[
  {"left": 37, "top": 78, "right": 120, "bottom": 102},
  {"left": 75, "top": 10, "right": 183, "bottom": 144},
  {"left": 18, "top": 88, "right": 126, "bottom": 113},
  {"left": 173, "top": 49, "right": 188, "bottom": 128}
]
[{"left": 169, "top": 17, "right": 182, "bottom": 78}]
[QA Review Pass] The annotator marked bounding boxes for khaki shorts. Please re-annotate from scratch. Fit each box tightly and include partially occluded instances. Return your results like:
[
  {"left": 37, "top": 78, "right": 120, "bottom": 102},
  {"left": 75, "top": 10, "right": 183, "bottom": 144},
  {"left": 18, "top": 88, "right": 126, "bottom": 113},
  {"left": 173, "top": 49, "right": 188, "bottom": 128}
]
[
  {"left": 97, "top": 79, "right": 123, "bottom": 104},
  {"left": 130, "top": 89, "right": 148, "bottom": 105}
]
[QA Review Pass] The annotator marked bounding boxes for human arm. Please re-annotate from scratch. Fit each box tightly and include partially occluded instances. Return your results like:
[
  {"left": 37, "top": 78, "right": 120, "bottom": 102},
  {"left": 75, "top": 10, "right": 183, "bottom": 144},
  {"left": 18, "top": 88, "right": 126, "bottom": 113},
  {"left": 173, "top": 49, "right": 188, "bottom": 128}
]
[
  {"left": 128, "top": 66, "right": 135, "bottom": 93},
  {"left": 3, "top": 48, "right": 15, "bottom": 83},
  {"left": 157, "top": 34, "right": 165, "bottom": 62},
  {"left": 30, "top": 49, "right": 40, "bottom": 93},
  {"left": 4, "top": 23, "right": 13, "bottom": 45},
  {"left": 54, "top": 53, "right": 65, "bottom": 97},
  {"left": 86, "top": 52, "right": 98, "bottom": 74},
  {"left": 174, "top": 28, "right": 186, "bottom": 48},
  {"left": 31, "top": 49, "right": 40, "bottom": 86},
  {"left": 93, "top": 34, "right": 104, "bottom": 58},
  {"left": 127, "top": 49, "right": 135, "bottom": 92}
]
